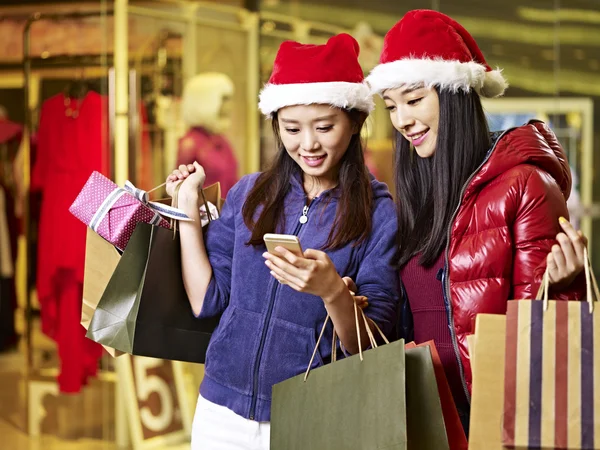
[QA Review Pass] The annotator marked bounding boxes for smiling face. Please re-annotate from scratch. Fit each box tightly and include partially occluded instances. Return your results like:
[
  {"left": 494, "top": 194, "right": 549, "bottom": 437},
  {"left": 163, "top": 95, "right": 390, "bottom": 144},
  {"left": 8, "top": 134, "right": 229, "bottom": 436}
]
[
  {"left": 382, "top": 86, "right": 440, "bottom": 158},
  {"left": 277, "top": 104, "right": 357, "bottom": 189}
]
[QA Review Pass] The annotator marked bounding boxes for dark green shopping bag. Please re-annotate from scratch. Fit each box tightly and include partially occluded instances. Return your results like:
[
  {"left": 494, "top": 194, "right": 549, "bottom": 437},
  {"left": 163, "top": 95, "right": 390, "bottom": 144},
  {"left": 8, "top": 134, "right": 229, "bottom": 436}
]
[
  {"left": 270, "top": 307, "right": 407, "bottom": 450},
  {"left": 404, "top": 345, "right": 450, "bottom": 450},
  {"left": 85, "top": 222, "right": 220, "bottom": 363}
]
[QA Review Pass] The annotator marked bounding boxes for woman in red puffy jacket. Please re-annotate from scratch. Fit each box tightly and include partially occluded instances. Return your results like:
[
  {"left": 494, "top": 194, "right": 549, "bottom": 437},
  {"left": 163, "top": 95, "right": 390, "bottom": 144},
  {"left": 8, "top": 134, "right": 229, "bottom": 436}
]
[{"left": 360, "top": 10, "right": 588, "bottom": 433}]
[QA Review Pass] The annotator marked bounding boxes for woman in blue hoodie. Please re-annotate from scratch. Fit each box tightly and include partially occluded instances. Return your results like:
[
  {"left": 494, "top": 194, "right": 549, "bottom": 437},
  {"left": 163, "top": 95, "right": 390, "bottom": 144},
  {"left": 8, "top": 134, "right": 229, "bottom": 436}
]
[{"left": 166, "top": 34, "right": 400, "bottom": 449}]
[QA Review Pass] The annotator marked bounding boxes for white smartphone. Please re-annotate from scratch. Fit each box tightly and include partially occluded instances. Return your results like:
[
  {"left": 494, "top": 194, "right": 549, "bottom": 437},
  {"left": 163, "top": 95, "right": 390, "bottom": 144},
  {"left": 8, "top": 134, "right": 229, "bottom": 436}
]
[{"left": 263, "top": 233, "right": 303, "bottom": 256}]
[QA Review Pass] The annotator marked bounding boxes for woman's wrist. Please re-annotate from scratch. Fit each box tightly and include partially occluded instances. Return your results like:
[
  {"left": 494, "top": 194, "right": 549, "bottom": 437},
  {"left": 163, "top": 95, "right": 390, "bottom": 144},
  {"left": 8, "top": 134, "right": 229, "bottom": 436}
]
[
  {"left": 178, "top": 189, "right": 203, "bottom": 210},
  {"left": 321, "top": 277, "right": 349, "bottom": 305}
]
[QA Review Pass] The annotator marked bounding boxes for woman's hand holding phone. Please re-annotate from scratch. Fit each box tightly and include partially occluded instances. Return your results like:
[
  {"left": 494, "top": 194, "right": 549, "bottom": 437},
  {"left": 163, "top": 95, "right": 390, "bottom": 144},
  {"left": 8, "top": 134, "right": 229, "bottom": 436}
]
[{"left": 262, "top": 235, "right": 368, "bottom": 308}]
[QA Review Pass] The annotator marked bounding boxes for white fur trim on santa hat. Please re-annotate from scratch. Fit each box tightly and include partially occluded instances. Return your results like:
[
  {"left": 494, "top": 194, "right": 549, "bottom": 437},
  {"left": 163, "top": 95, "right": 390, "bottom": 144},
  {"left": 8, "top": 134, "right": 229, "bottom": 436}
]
[
  {"left": 258, "top": 81, "right": 374, "bottom": 117},
  {"left": 366, "top": 58, "right": 508, "bottom": 98}
]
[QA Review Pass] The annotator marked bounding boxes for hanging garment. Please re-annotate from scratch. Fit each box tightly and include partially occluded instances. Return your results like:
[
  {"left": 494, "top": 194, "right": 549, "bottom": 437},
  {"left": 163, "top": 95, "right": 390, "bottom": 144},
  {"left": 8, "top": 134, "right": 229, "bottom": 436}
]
[
  {"left": 31, "top": 91, "right": 108, "bottom": 392},
  {"left": 27, "top": 133, "right": 42, "bottom": 290},
  {"left": 0, "top": 119, "right": 21, "bottom": 352},
  {"left": 0, "top": 117, "right": 22, "bottom": 215},
  {"left": 54, "top": 269, "right": 103, "bottom": 393},
  {"left": 0, "top": 118, "right": 22, "bottom": 146},
  {"left": 0, "top": 184, "right": 17, "bottom": 352}
]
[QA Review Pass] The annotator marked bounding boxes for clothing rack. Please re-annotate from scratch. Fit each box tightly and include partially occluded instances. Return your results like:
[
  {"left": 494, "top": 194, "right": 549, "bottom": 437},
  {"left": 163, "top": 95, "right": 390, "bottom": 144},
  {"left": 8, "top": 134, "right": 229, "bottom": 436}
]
[
  {"left": 22, "top": 9, "right": 113, "bottom": 373},
  {"left": 1, "top": 53, "right": 183, "bottom": 73}
]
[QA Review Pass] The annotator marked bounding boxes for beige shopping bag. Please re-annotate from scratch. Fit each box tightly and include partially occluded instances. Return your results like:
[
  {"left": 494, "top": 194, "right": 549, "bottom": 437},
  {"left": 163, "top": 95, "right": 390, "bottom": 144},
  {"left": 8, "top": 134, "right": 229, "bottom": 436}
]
[
  {"left": 468, "top": 314, "right": 507, "bottom": 450},
  {"left": 82, "top": 228, "right": 123, "bottom": 357}
]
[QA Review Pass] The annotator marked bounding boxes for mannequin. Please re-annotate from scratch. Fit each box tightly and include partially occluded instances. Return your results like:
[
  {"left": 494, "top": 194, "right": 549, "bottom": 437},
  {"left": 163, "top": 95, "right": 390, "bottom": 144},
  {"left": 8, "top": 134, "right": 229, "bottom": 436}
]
[{"left": 177, "top": 73, "right": 238, "bottom": 197}]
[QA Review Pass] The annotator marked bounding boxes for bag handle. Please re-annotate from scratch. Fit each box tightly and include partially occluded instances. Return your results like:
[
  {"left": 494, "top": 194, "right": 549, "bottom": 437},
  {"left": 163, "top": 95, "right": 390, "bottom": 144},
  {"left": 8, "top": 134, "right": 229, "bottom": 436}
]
[
  {"left": 303, "top": 299, "right": 389, "bottom": 381},
  {"left": 146, "top": 181, "right": 166, "bottom": 197},
  {"left": 200, "top": 188, "right": 213, "bottom": 224},
  {"left": 537, "top": 247, "right": 600, "bottom": 313}
]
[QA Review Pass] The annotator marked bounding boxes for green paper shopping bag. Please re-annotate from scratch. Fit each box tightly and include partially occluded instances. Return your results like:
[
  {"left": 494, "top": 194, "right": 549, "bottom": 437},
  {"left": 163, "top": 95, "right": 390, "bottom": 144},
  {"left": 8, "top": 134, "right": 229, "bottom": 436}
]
[{"left": 270, "top": 303, "right": 407, "bottom": 450}]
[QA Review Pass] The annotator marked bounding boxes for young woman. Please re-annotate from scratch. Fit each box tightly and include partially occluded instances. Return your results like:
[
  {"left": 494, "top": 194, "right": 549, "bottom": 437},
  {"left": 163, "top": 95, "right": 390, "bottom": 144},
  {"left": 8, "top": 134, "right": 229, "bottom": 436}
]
[
  {"left": 361, "top": 9, "right": 588, "bottom": 432},
  {"left": 166, "top": 34, "right": 399, "bottom": 449}
]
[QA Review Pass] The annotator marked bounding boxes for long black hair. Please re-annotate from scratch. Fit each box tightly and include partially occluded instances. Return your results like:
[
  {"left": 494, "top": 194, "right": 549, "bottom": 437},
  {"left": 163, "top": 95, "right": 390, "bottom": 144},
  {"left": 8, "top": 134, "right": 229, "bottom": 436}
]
[
  {"left": 242, "top": 108, "right": 373, "bottom": 250},
  {"left": 395, "top": 87, "right": 491, "bottom": 267}
]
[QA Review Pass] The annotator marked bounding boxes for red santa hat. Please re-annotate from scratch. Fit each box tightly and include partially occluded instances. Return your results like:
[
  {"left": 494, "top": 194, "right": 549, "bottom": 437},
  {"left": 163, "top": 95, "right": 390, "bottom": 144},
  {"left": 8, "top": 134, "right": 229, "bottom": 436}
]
[
  {"left": 258, "top": 33, "right": 374, "bottom": 117},
  {"left": 366, "top": 10, "right": 508, "bottom": 98}
]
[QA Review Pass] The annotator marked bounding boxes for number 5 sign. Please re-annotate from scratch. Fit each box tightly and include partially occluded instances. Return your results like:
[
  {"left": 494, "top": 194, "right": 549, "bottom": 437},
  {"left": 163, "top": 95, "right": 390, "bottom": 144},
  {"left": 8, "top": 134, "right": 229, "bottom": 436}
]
[{"left": 115, "top": 354, "right": 192, "bottom": 449}]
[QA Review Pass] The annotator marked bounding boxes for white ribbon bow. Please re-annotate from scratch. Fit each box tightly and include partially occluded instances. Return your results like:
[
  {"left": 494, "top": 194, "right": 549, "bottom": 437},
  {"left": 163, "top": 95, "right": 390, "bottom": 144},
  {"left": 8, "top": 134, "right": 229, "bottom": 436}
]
[{"left": 124, "top": 180, "right": 193, "bottom": 221}]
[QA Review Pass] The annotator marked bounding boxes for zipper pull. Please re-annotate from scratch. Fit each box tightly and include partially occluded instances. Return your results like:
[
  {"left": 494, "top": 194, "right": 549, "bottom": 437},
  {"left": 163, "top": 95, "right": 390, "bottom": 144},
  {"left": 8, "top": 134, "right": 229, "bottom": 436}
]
[{"left": 299, "top": 205, "right": 309, "bottom": 224}]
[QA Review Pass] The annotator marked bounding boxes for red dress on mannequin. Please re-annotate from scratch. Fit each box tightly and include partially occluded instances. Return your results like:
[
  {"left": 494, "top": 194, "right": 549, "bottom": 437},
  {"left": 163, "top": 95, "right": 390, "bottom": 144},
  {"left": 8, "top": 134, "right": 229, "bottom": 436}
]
[
  {"left": 31, "top": 91, "right": 108, "bottom": 393},
  {"left": 177, "top": 127, "right": 238, "bottom": 197}
]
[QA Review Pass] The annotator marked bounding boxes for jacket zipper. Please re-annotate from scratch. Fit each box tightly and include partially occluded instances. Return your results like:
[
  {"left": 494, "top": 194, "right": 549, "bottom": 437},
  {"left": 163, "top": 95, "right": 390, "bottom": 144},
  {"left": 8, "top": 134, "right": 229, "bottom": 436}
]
[
  {"left": 442, "top": 128, "right": 512, "bottom": 405},
  {"left": 249, "top": 201, "right": 312, "bottom": 420}
]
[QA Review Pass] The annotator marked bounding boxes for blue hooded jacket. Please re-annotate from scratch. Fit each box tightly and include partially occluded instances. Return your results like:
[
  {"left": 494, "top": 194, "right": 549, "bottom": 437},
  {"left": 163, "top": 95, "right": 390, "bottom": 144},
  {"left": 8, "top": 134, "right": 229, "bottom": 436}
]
[{"left": 198, "top": 171, "right": 400, "bottom": 422}]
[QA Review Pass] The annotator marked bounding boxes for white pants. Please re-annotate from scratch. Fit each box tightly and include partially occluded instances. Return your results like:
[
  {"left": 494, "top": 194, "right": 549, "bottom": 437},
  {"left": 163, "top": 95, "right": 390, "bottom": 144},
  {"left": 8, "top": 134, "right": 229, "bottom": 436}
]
[{"left": 191, "top": 395, "right": 271, "bottom": 450}]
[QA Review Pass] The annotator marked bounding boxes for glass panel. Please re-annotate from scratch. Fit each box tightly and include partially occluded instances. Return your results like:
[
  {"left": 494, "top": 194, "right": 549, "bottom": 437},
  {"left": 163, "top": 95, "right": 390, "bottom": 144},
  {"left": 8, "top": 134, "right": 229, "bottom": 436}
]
[
  {"left": 127, "top": 2, "right": 259, "bottom": 195},
  {"left": 0, "top": 0, "right": 116, "bottom": 445},
  {"left": 125, "top": 11, "right": 186, "bottom": 190},
  {"left": 193, "top": 19, "right": 253, "bottom": 183},
  {"left": 438, "top": 0, "right": 598, "bottom": 273}
]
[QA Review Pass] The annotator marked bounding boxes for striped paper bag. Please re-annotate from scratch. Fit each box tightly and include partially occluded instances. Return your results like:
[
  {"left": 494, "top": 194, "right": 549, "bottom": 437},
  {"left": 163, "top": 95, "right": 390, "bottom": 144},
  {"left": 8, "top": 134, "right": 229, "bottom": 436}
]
[{"left": 503, "top": 249, "right": 600, "bottom": 449}]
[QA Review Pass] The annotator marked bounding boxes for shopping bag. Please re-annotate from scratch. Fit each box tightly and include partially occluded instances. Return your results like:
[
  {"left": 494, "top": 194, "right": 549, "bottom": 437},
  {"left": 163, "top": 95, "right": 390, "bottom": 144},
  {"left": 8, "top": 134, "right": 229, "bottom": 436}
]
[
  {"left": 405, "top": 340, "right": 466, "bottom": 450},
  {"left": 467, "top": 314, "right": 507, "bottom": 450},
  {"left": 270, "top": 305, "right": 407, "bottom": 450},
  {"left": 502, "top": 248, "right": 600, "bottom": 449},
  {"left": 81, "top": 228, "right": 123, "bottom": 357},
  {"left": 402, "top": 342, "right": 450, "bottom": 449},
  {"left": 85, "top": 184, "right": 222, "bottom": 363},
  {"left": 201, "top": 182, "right": 224, "bottom": 215}
]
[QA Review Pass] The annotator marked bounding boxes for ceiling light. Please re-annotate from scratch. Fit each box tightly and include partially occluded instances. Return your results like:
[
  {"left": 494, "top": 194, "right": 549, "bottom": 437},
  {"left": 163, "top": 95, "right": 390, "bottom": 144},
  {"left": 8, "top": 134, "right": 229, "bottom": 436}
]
[
  {"left": 517, "top": 7, "right": 600, "bottom": 24},
  {"left": 541, "top": 49, "right": 556, "bottom": 61}
]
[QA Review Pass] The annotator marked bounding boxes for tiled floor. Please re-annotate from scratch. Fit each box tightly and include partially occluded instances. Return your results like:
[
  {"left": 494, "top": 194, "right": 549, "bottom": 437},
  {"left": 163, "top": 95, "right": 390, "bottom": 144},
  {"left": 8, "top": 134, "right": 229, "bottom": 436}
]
[
  {"left": 0, "top": 343, "right": 120, "bottom": 449},
  {"left": 0, "top": 330, "right": 193, "bottom": 449},
  {"left": 0, "top": 419, "right": 118, "bottom": 450}
]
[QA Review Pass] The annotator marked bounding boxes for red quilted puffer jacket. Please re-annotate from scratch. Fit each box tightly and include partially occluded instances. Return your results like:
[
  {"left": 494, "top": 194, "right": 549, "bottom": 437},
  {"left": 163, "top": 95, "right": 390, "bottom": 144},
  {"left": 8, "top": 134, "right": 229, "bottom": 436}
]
[{"left": 443, "top": 120, "right": 585, "bottom": 400}]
